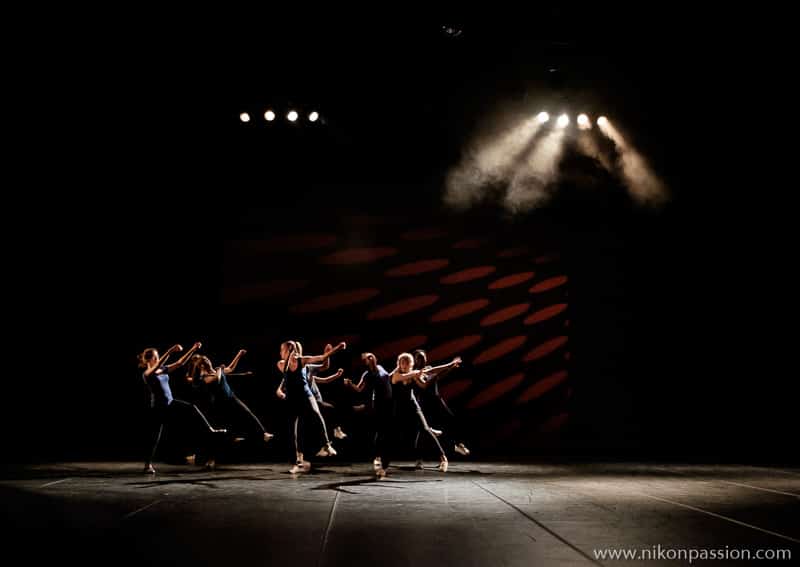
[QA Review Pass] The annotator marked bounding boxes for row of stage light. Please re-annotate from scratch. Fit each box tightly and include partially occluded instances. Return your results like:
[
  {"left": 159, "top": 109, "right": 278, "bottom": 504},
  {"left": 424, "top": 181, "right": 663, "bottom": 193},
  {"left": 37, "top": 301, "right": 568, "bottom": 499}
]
[
  {"left": 239, "top": 110, "right": 321, "bottom": 123},
  {"left": 536, "top": 112, "right": 608, "bottom": 129}
]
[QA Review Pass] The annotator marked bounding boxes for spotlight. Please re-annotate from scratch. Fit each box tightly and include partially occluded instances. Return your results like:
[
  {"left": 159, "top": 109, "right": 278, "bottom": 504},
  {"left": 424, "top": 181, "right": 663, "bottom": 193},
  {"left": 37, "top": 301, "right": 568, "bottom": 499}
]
[
  {"left": 537, "top": 112, "right": 550, "bottom": 124},
  {"left": 239, "top": 112, "right": 251, "bottom": 123},
  {"left": 556, "top": 114, "right": 569, "bottom": 128},
  {"left": 577, "top": 114, "right": 590, "bottom": 128},
  {"left": 597, "top": 116, "right": 608, "bottom": 126},
  {"left": 308, "top": 111, "right": 319, "bottom": 122},
  {"left": 264, "top": 110, "right": 276, "bottom": 122},
  {"left": 287, "top": 110, "right": 299, "bottom": 122}
]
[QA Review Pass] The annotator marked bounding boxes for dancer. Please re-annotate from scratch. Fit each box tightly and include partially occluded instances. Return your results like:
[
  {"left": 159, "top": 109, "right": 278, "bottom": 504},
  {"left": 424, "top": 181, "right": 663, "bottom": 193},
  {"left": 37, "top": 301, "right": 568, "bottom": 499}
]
[
  {"left": 345, "top": 352, "right": 393, "bottom": 477},
  {"left": 306, "top": 344, "right": 348, "bottom": 440},
  {"left": 390, "top": 352, "right": 452, "bottom": 472},
  {"left": 276, "top": 340, "right": 345, "bottom": 473},
  {"left": 193, "top": 350, "right": 274, "bottom": 446},
  {"left": 411, "top": 351, "right": 466, "bottom": 467},
  {"left": 139, "top": 342, "right": 226, "bottom": 474}
]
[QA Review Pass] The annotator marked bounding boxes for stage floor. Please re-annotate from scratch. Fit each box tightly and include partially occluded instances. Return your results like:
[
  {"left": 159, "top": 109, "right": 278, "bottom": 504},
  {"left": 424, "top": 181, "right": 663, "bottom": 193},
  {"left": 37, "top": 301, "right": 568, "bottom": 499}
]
[{"left": 2, "top": 462, "right": 798, "bottom": 566}]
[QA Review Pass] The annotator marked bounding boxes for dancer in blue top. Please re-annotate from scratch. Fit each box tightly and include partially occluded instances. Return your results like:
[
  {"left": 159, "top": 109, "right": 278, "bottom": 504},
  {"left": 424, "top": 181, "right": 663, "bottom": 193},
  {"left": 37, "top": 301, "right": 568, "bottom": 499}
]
[
  {"left": 412, "top": 350, "right": 467, "bottom": 468},
  {"left": 305, "top": 344, "right": 349, "bottom": 441},
  {"left": 276, "top": 340, "right": 345, "bottom": 473},
  {"left": 192, "top": 350, "right": 274, "bottom": 450},
  {"left": 345, "top": 352, "right": 393, "bottom": 476},
  {"left": 139, "top": 342, "right": 226, "bottom": 474},
  {"left": 391, "top": 352, "right": 460, "bottom": 473}
]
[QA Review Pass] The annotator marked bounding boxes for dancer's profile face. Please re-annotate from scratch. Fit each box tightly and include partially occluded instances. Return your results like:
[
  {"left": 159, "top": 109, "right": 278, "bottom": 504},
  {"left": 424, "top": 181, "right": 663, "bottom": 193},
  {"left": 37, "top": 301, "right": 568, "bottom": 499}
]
[
  {"left": 362, "top": 353, "right": 377, "bottom": 371},
  {"left": 399, "top": 357, "right": 412, "bottom": 372}
]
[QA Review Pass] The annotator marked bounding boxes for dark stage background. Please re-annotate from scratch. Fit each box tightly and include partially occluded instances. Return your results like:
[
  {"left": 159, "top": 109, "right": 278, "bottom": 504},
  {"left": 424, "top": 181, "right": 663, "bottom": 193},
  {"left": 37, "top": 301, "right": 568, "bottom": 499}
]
[{"left": 6, "top": 15, "right": 797, "bottom": 464}]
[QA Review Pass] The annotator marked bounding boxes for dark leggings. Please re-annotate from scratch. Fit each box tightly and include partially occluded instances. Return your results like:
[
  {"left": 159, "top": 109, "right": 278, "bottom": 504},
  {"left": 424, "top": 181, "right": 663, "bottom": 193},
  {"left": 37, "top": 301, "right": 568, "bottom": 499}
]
[
  {"left": 372, "top": 402, "right": 393, "bottom": 469},
  {"left": 220, "top": 394, "right": 269, "bottom": 437},
  {"left": 424, "top": 393, "right": 465, "bottom": 445},
  {"left": 288, "top": 395, "right": 331, "bottom": 460},
  {"left": 409, "top": 390, "right": 446, "bottom": 460},
  {"left": 146, "top": 399, "right": 218, "bottom": 465}
]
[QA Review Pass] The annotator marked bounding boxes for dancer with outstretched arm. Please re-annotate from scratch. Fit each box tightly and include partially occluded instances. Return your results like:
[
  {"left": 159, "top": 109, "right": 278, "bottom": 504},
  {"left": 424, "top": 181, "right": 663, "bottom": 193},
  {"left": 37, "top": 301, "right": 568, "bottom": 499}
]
[
  {"left": 276, "top": 340, "right": 345, "bottom": 473},
  {"left": 193, "top": 349, "right": 274, "bottom": 448},
  {"left": 139, "top": 342, "right": 226, "bottom": 474},
  {"left": 345, "top": 352, "right": 393, "bottom": 477},
  {"left": 306, "top": 344, "right": 349, "bottom": 441},
  {"left": 390, "top": 352, "right": 453, "bottom": 472},
  {"left": 412, "top": 351, "right": 466, "bottom": 467}
]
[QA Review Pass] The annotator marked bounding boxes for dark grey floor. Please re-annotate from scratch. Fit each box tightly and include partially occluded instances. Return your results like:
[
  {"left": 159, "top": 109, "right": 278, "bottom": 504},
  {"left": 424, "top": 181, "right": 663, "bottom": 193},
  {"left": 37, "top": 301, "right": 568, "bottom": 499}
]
[{"left": 1, "top": 462, "right": 798, "bottom": 566}]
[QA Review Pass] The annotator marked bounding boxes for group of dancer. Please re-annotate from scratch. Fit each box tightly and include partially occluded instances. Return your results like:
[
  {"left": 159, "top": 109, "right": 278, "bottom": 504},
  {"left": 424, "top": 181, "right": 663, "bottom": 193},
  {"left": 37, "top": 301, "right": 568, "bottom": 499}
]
[{"left": 138, "top": 340, "right": 470, "bottom": 476}]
